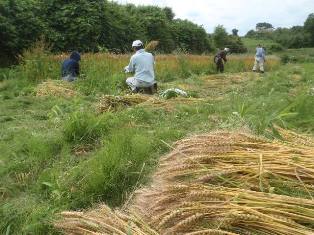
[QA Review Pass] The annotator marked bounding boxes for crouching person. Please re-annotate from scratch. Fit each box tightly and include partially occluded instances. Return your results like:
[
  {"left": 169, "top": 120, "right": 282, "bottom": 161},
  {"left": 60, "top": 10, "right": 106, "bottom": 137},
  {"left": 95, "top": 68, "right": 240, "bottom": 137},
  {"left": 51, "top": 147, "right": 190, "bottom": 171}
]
[
  {"left": 124, "top": 40, "right": 157, "bottom": 94},
  {"left": 61, "top": 51, "right": 81, "bottom": 82}
]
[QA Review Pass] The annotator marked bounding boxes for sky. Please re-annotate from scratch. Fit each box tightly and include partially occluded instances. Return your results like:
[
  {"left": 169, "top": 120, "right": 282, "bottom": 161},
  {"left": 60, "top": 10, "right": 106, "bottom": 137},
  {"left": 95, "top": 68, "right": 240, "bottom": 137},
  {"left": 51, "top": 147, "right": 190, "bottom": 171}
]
[{"left": 116, "top": 0, "right": 314, "bottom": 35}]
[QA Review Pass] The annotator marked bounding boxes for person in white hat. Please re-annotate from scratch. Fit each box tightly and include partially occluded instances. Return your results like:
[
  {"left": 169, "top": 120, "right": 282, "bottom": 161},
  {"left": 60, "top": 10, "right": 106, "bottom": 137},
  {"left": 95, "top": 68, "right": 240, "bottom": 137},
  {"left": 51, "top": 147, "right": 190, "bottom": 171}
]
[
  {"left": 124, "top": 40, "right": 156, "bottom": 93},
  {"left": 214, "top": 48, "right": 230, "bottom": 73}
]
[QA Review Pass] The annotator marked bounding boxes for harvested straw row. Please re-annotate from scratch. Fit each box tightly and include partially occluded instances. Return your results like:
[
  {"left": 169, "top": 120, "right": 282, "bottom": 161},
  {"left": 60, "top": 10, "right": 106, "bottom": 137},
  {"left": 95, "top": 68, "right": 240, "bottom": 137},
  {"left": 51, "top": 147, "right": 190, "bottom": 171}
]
[
  {"left": 142, "top": 97, "right": 207, "bottom": 112},
  {"left": 56, "top": 205, "right": 159, "bottom": 235},
  {"left": 97, "top": 94, "right": 152, "bottom": 113},
  {"left": 156, "top": 131, "right": 314, "bottom": 196},
  {"left": 57, "top": 183, "right": 314, "bottom": 235},
  {"left": 276, "top": 127, "right": 314, "bottom": 147},
  {"left": 97, "top": 94, "right": 207, "bottom": 113},
  {"left": 134, "top": 184, "right": 314, "bottom": 233},
  {"left": 56, "top": 130, "right": 314, "bottom": 235},
  {"left": 36, "top": 80, "right": 77, "bottom": 98}
]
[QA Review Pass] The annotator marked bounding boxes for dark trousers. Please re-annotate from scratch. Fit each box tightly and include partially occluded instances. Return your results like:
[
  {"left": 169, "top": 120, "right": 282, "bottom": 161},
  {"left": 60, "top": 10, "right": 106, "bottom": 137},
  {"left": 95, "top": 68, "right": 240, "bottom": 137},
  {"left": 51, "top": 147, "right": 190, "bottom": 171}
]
[{"left": 216, "top": 58, "right": 224, "bottom": 73}]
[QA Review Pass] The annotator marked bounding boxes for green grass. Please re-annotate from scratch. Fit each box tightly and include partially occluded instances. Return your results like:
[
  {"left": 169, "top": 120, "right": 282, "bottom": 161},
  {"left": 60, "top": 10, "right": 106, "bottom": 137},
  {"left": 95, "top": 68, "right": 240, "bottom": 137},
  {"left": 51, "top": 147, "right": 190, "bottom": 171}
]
[
  {"left": 1, "top": 48, "right": 314, "bottom": 234},
  {"left": 242, "top": 37, "right": 278, "bottom": 53}
]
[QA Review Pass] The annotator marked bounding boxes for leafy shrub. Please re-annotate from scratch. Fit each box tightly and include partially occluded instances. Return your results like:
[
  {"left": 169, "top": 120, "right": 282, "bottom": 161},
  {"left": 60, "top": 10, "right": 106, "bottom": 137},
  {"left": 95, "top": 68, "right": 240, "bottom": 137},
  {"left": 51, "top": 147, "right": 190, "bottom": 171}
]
[{"left": 267, "top": 43, "right": 284, "bottom": 52}]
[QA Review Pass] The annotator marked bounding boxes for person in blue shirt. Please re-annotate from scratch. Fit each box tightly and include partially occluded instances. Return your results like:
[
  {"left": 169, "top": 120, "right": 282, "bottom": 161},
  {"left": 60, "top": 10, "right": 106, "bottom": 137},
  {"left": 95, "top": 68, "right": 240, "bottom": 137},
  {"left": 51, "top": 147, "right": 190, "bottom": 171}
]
[
  {"left": 124, "top": 40, "right": 157, "bottom": 94},
  {"left": 252, "top": 44, "right": 266, "bottom": 73},
  {"left": 61, "top": 51, "right": 81, "bottom": 82}
]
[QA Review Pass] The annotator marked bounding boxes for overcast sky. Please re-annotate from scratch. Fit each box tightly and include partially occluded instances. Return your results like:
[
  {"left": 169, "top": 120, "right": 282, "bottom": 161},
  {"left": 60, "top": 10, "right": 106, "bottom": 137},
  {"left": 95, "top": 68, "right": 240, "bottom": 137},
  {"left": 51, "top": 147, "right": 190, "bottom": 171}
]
[{"left": 116, "top": 0, "right": 314, "bottom": 35}]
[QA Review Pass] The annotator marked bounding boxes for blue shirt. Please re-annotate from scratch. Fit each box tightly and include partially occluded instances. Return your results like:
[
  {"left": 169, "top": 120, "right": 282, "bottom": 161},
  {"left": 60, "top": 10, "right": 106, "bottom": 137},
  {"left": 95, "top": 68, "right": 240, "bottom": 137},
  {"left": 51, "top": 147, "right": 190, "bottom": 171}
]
[
  {"left": 256, "top": 47, "right": 265, "bottom": 59},
  {"left": 61, "top": 51, "right": 81, "bottom": 77}
]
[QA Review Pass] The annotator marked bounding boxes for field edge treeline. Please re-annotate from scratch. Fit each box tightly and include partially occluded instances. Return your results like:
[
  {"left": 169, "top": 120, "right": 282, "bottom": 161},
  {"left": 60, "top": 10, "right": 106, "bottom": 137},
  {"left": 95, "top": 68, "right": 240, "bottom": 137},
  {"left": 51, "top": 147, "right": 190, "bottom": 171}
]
[{"left": 0, "top": 0, "right": 214, "bottom": 60}]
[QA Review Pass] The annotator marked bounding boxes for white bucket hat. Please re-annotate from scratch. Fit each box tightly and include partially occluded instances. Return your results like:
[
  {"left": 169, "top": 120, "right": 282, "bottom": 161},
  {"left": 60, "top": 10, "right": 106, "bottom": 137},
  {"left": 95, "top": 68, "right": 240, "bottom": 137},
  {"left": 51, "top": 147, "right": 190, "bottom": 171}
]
[
  {"left": 132, "top": 40, "right": 143, "bottom": 47},
  {"left": 224, "top": 48, "right": 230, "bottom": 52}
]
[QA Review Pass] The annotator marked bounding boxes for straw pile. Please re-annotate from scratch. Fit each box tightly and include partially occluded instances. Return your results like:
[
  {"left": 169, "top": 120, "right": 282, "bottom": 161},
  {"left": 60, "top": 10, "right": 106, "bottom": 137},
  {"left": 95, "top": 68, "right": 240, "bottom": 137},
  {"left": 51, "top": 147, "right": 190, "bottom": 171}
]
[
  {"left": 97, "top": 94, "right": 152, "bottom": 113},
  {"left": 56, "top": 130, "right": 314, "bottom": 235},
  {"left": 201, "top": 73, "right": 258, "bottom": 89},
  {"left": 97, "top": 95, "right": 206, "bottom": 113},
  {"left": 36, "top": 80, "right": 77, "bottom": 98},
  {"left": 142, "top": 97, "right": 207, "bottom": 112}
]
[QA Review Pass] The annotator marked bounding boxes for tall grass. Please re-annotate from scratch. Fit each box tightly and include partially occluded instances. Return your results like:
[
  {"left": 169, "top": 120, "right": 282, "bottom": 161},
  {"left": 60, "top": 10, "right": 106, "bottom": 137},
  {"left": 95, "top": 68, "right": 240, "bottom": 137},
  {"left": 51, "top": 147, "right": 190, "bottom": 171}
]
[{"left": 14, "top": 42, "right": 281, "bottom": 95}]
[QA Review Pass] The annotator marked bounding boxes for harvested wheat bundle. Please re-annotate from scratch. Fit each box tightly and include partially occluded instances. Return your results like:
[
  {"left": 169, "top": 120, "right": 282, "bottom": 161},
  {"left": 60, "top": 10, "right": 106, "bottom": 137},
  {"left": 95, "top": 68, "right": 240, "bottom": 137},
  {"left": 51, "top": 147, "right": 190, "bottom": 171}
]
[
  {"left": 141, "top": 97, "right": 207, "bottom": 112},
  {"left": 36, "top": 80, "right": 77, "bottom": 98},
  {"left": 55, "top": 205, "right": 158, "bottom": 235},
  {"left": 154, "top": 131, "right": 314, "bottom": 196},
  {"left": 134, "top": 184, "right": 314, "bottom": 235},
  {"left": 97, "top": 94, "right": 153, "bottom": 113},
  {"left": 57, "top": 130, "right": 314, "bottom": 235},
  {"left": 145, "top": 41, "right": 159, "bottom": 52},
  {"left": 276, "top": 127, "right": 314, "bottom": 147},
  {"left": 97, "top": 95, "right": 205, "bottom": 113}
]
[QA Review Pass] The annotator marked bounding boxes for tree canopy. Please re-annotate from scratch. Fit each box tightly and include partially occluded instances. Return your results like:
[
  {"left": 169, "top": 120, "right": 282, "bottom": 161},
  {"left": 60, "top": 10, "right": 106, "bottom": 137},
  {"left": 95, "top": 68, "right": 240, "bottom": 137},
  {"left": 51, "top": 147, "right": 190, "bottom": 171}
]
[
  {"left": 0, "top": 0, "right": 214, "bottom": 59},
  {"left": 246, "top": 14, "right": 314, "bottom": 49}
]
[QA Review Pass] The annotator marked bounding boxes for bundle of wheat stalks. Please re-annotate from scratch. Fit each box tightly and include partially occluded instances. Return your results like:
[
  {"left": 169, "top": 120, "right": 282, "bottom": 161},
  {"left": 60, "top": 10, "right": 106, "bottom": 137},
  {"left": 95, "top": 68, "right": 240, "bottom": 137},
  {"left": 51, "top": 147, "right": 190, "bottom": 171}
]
[
  {"left": 97, "top": 94, "right": 152, "bottom": 113},
  {"left": 36, "top": 80, "right": 77, "bottom": 98},
  {"left": 145, "top": 41, "right": 159, "bottom": 52},
  {"left": 97, "top": 95, "right": 205, "bottom": 113},
  {"left": 141, "top": 97, "right": 207, "bottom": 112},
  {"left": 56, "top": 130, "right": 314, "bottom": 235}
]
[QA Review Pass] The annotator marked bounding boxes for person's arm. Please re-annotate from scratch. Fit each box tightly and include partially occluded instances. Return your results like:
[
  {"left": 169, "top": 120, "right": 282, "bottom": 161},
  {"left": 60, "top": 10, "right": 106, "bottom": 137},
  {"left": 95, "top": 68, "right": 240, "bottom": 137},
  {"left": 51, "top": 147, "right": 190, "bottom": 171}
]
[
  {"left": 223, "top": 53, "right": 227, "bottom": 62},
  {"left": 124, "top": 56, "right": 135, "bottom": 73}
]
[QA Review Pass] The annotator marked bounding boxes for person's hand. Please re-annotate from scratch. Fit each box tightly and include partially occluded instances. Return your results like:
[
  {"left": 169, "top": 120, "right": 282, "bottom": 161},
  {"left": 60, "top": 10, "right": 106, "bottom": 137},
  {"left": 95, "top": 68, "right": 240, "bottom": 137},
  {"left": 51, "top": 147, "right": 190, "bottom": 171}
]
[{"left": 124, "top": 66, "right": 130, "bottom": 73}]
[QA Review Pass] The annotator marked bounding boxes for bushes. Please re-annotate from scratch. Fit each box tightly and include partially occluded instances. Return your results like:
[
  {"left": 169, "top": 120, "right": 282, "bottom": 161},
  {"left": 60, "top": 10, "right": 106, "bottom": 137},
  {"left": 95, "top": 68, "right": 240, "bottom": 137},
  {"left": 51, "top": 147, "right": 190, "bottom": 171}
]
[
  {"left": 212, "top": 25, "right": 247, "bottom": 53},
  {"left": 267, "top": 43, "right": 284, "bottom": 53}
]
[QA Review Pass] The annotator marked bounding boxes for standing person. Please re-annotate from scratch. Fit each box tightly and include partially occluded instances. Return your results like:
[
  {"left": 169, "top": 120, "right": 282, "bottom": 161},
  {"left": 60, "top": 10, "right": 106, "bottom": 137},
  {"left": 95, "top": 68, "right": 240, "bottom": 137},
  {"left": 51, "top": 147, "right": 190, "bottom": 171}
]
[
  {"left": 252, "top": 44, "right": 266, "bottom": 73},
  {"left": 124, "top": 40, "right": 157, "bottom": 93},
  {"left": 214, "top": 48, "right": 230, "bottom": 73},
  {"left": 61, "top": 51, "right": 81, "bottom": 82}
]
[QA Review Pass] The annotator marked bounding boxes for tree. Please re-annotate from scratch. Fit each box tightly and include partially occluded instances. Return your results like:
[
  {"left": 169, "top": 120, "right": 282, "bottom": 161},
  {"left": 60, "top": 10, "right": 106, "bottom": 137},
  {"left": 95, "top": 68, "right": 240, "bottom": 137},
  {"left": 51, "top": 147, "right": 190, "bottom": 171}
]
[
  {"left": 226, "top": 36, "right": 247, "bottom": 53},
  {"left": 245, "top": 30, "right": 257, "bottom": 38},
  {"left": 40, "top": 0, "right": 106, "bottom": 52},
  {"left": 0, "top": 0, "right": 45, "bottom": 59},
  {"left": 273, "top": 26, "right": 310, "bottom": 48},
  {"left": 304, "top": 13, "right": 314, "bottom": 46},
  {"left": 212, "top": 25, "right": 229, "bottom": 49},
  {"left": 0, "top": 0, "right": 215, "bottom": 59},
  {"left": 256, "top": 22, "right": 274, "bottom": 31},
  {"left": 232, "top": 28, "right": 239, "bottom": 36},
  {"left": 163, "top": 7, "right": 175, "bottom": 21},
  {"left": 171, "top": 19, "right": 213, "bottom": 53}
]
